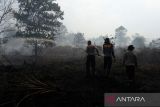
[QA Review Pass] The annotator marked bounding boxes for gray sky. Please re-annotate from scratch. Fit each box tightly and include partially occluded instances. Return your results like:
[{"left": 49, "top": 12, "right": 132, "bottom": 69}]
[{"left": 58, "top": 0, "right": 160, "bottom": 39}]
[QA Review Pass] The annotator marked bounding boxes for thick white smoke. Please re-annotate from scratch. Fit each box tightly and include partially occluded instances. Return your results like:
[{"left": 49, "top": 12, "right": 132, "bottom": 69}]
[{"left": 2, "top": 38, "right": 33, "bottom": 56}]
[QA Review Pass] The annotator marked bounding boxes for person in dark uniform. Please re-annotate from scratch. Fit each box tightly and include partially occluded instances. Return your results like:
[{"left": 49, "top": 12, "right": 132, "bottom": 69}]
[
  {"left": 86, "top": 40, "right": 99, "bottom": 77},
  {"left": 103, "top": 38, "right": 115, "bottom": 77},
  {"left": 123, "top": 45, "right": 137, "bottom": 84}
]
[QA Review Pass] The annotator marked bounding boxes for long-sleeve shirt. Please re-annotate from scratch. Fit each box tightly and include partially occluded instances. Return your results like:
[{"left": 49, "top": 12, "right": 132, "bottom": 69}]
[
  {"left": 103, "top": 43, "right": 115, "bottom": 58},
  {"left": 86, "top": 45, "right": 99, "bottom": 55},
  {"left": 123, "top": 51, "right": 137, "bottom": 66}
]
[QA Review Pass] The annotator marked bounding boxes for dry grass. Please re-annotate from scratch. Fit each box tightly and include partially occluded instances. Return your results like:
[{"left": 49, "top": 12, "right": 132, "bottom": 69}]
[{"left": 0, "top": 47, "right": 160, "bottom": 107}]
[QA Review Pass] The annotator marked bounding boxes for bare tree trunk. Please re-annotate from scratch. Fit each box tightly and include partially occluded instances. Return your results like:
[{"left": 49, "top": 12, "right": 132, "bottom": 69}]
[{"left": 0, "top": 0, "right": 15, "bottom": 34}]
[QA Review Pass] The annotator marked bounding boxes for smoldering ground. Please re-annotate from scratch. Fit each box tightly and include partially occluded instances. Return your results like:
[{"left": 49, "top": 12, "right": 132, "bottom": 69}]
[{"left": 0, "top": 37, "right": 160, "bottom": 107}]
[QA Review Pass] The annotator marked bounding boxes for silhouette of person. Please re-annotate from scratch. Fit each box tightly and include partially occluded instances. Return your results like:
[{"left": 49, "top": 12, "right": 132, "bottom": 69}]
[
  {"left": 86, "top": 40, "right": 99, "bottom": 77},
  {"left": 123, "top": 45, "right": 137, "bottom": 84},
  {"left": 103, "top": 38, "right": 115, "bottom": 77}
]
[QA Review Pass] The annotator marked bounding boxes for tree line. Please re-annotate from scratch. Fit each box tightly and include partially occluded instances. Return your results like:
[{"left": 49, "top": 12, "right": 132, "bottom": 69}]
[{"left": 0, "top": 0, "right": 159, "bottom": 49}]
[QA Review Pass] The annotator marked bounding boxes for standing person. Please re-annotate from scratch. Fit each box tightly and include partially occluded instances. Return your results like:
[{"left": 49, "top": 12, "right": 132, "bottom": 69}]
[
  {"left": 86, "top": 40, "right": 99, "bottom": 77},
  {"left": 123, "top": 45, "right": 137, "bottom": 84},
  {"left": 103, "top": 38, "right": 115, "bottom": 77}
]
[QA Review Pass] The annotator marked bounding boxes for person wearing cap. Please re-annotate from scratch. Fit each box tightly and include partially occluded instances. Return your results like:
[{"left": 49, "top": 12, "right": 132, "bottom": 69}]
[
  {"left": 103, "top": 38, "right": 116, "bottom": 77},
  {"left": 123, "top": 45, "right": 138, "bottom": 84},
  {"left": 86, "top": 40, "right": 100, "bottom": 77}
]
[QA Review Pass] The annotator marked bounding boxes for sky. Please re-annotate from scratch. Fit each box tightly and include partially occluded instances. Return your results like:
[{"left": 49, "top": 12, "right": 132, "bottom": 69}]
[{"left": 58, "top": 0, "right": 160, "bottom": 39}]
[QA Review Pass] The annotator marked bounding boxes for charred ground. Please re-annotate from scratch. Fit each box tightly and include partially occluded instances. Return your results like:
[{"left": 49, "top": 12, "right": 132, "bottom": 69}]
[{"left": 0, "top": 46, "right": 160, "bottom": 107}]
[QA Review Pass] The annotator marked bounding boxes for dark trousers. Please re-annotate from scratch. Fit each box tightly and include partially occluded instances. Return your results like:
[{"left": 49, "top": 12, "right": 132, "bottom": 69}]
[
  {"left": 104, "top": 56, "right": 112, "bottom": 76},
  {"left": 86, "top": 55, "right": 95, "bottom": 77},
  {"left": 126, "top": 65, "right": 135, "bottom": 82}
]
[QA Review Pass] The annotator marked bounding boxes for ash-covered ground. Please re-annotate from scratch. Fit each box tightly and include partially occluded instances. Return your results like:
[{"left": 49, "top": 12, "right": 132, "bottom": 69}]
[{"left": 0, "top": 46, "right": 160, "bottom": 107}]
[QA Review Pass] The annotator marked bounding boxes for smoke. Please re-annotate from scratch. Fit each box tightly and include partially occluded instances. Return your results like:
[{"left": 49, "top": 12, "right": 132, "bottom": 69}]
[
  {"left": 115, "top": 26, "right": 130, "bottom": 47},
  {"left": 55, "top": 25, "right": 76, "bottom": 47},
  {"left": 55, "top": 33, "right": 75, "bottom": 47},
  {"left": 55, "top": 27, "right": 87, "bottom": 48},
  {"left": 73, "top": 32, "right": 86, "bottom": 48},
  {"left": 149, "top": 38, "right": 160, "bottom": 49},
  {"left": 2, "top": 38, "right": 33, "bottom": 56},
  {"left": 91, "top": 36, "right": 106, "bottom": 46},
  {"left": 131, "top": 33, "right": 146, "bottom": 48}
]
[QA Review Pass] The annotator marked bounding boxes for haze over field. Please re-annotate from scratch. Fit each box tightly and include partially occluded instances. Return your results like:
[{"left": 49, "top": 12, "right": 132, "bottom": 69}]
[
  {"left": 0, "top": 1, "right": 160, "bottom": 107},
  {"left": 58, "top": 0, "right": 160, "bottom": 39}
]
